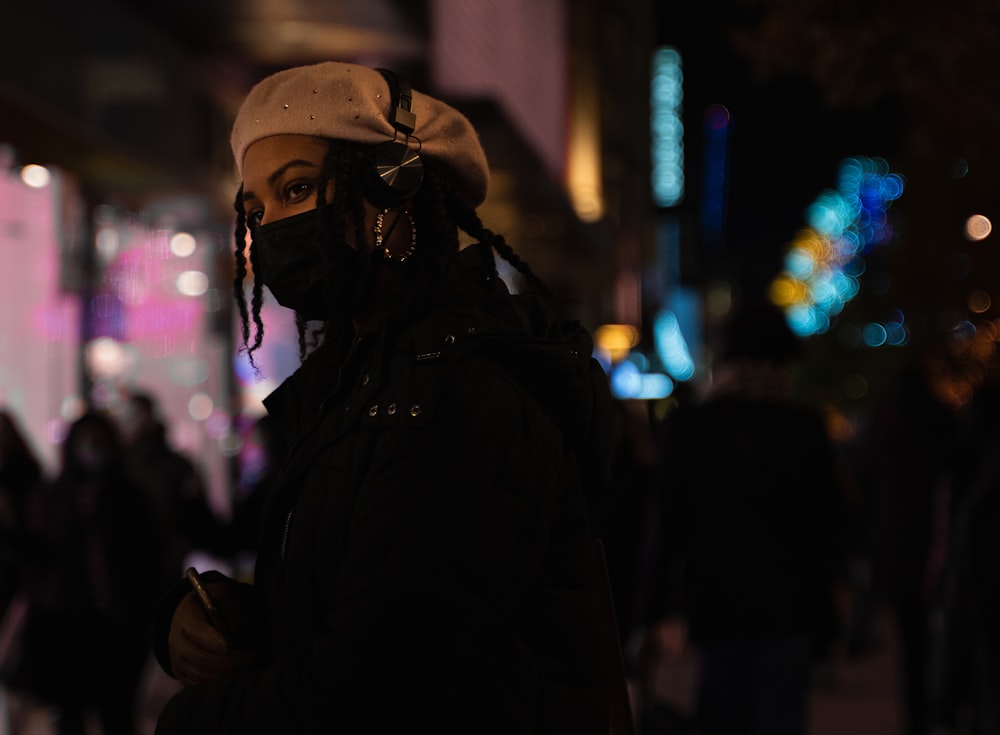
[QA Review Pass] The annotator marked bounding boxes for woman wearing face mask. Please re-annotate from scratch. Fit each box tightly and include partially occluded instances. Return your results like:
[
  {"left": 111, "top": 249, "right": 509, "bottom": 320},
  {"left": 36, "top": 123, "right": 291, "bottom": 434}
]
[{"left": 150, "top": 62, "right": 621, "bottom": 734}]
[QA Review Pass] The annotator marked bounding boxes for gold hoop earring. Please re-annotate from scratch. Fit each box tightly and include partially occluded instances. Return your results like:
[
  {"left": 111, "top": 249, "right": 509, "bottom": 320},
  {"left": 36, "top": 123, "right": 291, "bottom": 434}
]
[{"left": 374, "top": 208, "right": 417, "bottom": 262}]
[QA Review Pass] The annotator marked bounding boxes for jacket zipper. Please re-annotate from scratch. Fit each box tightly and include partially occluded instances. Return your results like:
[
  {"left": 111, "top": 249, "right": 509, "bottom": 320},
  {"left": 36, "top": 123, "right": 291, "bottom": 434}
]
[
  {"left": 276, "top": 347, "right": 356, "bottom": 562},
  {"left": 281, "top": 509, "right": 293, "bottom": 558},
  {"left": 278, "top": 337, "right": 370, "bottom": 561}
]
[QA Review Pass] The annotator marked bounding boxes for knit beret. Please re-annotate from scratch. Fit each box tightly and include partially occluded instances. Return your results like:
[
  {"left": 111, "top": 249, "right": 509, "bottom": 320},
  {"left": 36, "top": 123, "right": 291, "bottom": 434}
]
[{"left": 230, "top": 61, "right": 490, "bottom": 207}]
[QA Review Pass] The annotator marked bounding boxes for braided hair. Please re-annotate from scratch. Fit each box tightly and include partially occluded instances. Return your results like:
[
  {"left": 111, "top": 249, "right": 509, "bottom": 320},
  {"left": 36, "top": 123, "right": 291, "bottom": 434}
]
[{"left": 233, "top": 139, "right": 551, "bottom": 366}]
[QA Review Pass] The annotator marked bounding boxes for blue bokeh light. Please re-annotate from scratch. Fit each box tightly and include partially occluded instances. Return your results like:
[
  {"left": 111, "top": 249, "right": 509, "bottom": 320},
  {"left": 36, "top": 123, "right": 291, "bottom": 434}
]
[{"left": 773, "top": 156, "right": 905, "bottom": 339}]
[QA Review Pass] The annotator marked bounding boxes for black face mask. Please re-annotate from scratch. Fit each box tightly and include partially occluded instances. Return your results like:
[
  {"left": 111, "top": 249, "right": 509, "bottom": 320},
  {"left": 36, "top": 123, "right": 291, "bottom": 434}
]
[{"left": 253, "top": 208, "right": 360, "bottom": 321}]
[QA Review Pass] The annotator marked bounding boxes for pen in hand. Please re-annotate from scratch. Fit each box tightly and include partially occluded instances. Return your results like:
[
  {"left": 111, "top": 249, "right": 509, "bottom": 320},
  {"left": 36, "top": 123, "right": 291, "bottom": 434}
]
[{"left": 185, "top": 566, "right": 235, "bottom": 639}]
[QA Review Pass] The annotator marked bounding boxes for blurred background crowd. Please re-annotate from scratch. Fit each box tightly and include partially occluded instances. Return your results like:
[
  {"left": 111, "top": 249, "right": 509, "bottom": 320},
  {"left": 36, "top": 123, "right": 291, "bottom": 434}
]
[{"left": 2, "top": 0, "right": 1000, "bottom": 733}]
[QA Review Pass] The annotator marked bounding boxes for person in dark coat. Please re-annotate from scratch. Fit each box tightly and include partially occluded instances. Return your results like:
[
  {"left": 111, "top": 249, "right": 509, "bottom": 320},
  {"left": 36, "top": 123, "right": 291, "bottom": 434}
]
[
  {"left": 854, "top": 351, "right": 958, "bottom": 735},
  {"left": 119, "top": 390, "right": 222, "bottom": 589},
  {"left": 150, "top": 61, "right": 618, "bottom": 734},
  {"left": 222, "top": 414, "right": 287, "bottom": 567},
  {"left": 15, "top": 410, "right": 162, "bottom": 735},
  {"left": 645, "top": 300, "right": 846, "bottom": 735},
  {"left": 0, "top": 409, "right": 45, "bottom": 619},
  {"left": 934, "top": 379, "right": 1000, "bottom": 734}
]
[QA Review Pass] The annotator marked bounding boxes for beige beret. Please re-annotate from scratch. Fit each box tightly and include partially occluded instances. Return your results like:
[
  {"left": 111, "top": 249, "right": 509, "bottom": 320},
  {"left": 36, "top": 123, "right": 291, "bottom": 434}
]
[{"left": 230, "top": 61, "right": 490, "bottom": 207}]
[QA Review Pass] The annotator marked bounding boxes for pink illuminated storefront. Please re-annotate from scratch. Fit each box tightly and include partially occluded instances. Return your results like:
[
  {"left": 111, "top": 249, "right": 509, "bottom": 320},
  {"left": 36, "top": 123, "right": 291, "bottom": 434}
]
[
  {"left": 0, "top": 159, "right": 269, "bottom": 516},
  {"left": 0, "top": 161, "right": 80, "bottom": 472}
]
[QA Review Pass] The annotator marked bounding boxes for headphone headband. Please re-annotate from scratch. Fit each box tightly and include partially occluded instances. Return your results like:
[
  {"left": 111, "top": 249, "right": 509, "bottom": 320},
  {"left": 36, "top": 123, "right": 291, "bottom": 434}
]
[
  {"left": 364, "top": 68, "right": 424, "bottom": 206},
  {"left": 376, "top": 68, "right": 416, "bottom": 137}
]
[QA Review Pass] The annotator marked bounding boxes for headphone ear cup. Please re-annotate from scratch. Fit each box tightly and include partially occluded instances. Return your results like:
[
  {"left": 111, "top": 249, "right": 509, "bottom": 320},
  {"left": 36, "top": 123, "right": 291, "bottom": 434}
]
[{"left": 363, "top": 140, "right": 424, "bottom": 207}]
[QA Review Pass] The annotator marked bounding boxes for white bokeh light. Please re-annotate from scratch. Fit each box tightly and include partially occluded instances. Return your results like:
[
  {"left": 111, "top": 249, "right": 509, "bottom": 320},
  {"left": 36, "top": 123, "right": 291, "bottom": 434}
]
[
  {"left": 177, "top": 270, "right": 210, "bottom": 296},
  {"left": 170, "top": 231, "right": 197, "bottom": 257},
  {"left": 20, "top": 164, "right": 51, "bottom": 188}
]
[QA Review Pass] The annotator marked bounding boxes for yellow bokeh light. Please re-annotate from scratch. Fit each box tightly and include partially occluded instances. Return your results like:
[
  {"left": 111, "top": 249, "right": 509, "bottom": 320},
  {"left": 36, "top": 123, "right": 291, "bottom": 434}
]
[
  {"left": 594, "top": 323, "right": 640, "bottom": 362},
  {"left": 567, "top": 72, "right": 604, "bottom": 223},
  {"left": 769, "top": 274, "right": 810, "bottom": 307},
  {"left": 793, "top": 229, "right": 832, "bottom": 261}
]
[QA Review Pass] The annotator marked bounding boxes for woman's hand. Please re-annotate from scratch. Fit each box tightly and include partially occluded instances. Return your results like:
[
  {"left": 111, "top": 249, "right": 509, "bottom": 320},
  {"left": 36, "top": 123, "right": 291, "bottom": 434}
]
[{"left": 168, "top": 573, "right": 257, "bottom": 687}]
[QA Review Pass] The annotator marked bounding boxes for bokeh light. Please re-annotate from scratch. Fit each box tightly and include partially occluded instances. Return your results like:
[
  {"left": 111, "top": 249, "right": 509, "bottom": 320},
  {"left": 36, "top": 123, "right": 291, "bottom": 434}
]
[
  {"left": 770, "top": 156, "right": 905, "bottom": 338},
  {"left": 170, "top": 231, "right": 197, "bottom": 257},
  {"left": 967, "top": 289, "right": 992, "bottom": 314},
  {"left": 965, "top": 214, "right": 992, "bottom": 241},
  {"left": 594, "top": 323, "right": 641, "bottom": 363},
  {"left": 188, "top": 392, "right": 214, "bottom": 421},
  {"left": 20, "top": 164, "right": 51, "bottom": 188},
  {"left": 176, "top": 270, "right": 209, "bottom": 296}
]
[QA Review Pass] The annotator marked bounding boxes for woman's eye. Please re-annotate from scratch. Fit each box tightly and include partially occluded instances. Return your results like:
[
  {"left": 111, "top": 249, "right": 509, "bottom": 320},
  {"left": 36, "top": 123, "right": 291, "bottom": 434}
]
[
  {"left": 284, "top": 181, "right": 314, "bottom": 202},
  {"left": 247, "top": 209, "right": 264, "bottom": 228}
]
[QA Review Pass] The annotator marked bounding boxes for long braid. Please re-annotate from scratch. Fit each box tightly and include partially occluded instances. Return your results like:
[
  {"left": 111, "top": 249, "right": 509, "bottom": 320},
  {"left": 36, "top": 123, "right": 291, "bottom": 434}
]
[
  {"left": 233, "top": 187, "right": 265, "bottom": 367},
  {"left": 294, "top": 313, "right": 311, "bottom": 359},
  {"left": 233, "top": 188, "right": 250, "bottom": 343},
  {"left": 444, "top": 187, "right": 552, "bottom": 296}
]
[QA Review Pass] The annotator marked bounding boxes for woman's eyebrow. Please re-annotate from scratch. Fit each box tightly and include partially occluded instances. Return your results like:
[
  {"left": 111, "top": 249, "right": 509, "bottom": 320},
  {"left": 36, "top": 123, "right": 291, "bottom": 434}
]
[{"left": 242, "top": 159, "right": 320, "bottom": 201}]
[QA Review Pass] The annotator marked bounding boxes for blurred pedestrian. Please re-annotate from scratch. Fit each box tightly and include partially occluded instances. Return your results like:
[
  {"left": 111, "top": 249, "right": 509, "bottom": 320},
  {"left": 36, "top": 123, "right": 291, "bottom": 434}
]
[
  {"left": 854, "top": 347, "right": 958, "bottom": 735},
  {"left": 12, "top": 410, "right": 162, "bottom": 735},
  {"left": 645, "top": 299, "right": 846, "bottom": 735},
  {"left": 149, "top": 61, "right": 620, "bottom": 734},
  {"left": 0, "top": 408, "right": 46, "bottom": 730},
  {"left": 205, "top": 413, "right": 288, "bottom": 584},
  {"left": 929, "top": 372, "right": 1000, "bottom": 734},
  {"left": 604, "top": 397, "right": 660, "bottom": 648},
  {"left": 225, "top": 414, "right": 286, "bottom": 562},
  {"left": 0, "top": 409, "right": 44, "bottom": 620},
  {"left": 119, "top": 389, "right": 223, "bottom": 588}
]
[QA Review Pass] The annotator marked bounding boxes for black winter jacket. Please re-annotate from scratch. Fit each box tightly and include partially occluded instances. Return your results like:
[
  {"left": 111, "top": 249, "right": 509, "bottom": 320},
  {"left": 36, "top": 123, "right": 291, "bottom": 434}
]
[{"left": 154, "top": 244, "right": 616, "bottom": 734}]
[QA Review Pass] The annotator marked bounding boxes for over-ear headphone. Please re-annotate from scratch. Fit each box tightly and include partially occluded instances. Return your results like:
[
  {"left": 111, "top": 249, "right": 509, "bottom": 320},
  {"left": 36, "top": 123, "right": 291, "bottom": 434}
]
[{"left": 362, "top": 68, "right": 424, "bottom": 207}]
